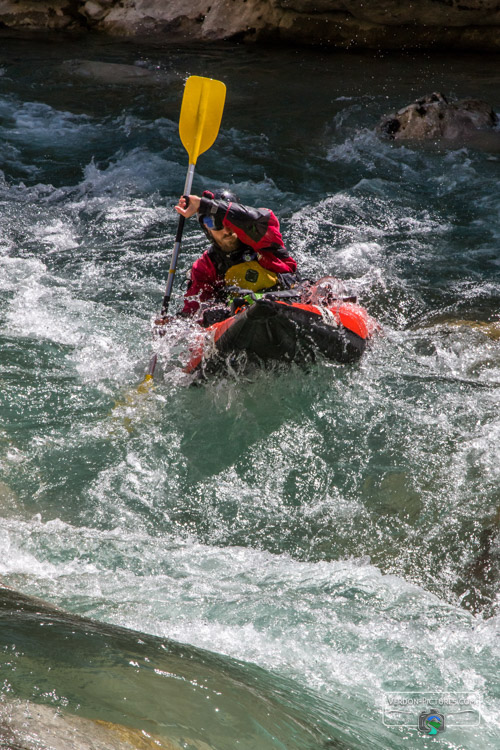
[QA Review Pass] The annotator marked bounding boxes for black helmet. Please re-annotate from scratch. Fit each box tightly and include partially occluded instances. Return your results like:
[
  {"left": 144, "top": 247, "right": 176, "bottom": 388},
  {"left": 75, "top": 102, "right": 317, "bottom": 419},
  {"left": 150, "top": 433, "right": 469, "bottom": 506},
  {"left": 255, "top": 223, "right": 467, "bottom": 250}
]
[
  {"left": 202, "top": 188, "right": 239, "bottom": 203},
  {"left": 199, "top": 188, "right": 239, "bottom": 236}
]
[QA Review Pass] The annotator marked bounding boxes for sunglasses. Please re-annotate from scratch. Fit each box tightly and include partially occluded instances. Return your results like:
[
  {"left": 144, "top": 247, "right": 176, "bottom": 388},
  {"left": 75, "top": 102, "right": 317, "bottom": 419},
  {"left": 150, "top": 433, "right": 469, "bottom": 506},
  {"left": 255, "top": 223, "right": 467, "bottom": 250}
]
[{"left": 202, "top": 216, "right": 223, "bottom": 231}]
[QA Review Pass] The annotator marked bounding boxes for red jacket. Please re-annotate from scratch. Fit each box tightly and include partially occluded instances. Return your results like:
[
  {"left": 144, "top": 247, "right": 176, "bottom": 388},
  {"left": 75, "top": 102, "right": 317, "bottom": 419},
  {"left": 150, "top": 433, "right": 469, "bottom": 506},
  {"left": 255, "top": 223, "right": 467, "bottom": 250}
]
[{"left": 181, "top": 197, "right": 297, "bottom": 316}]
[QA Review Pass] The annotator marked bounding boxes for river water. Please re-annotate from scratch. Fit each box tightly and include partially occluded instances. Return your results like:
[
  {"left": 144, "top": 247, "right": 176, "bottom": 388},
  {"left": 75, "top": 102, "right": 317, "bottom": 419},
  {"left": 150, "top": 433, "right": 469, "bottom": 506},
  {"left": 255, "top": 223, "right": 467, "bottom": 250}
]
[{"left": 0, "top": 35, "right": 499, "bottom": 749}]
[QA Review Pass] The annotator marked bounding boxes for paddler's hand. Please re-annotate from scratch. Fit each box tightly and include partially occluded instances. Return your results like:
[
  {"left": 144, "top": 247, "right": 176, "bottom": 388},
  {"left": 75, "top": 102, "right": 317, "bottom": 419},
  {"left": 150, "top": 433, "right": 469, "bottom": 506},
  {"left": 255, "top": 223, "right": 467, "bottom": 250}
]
[
  {"left": 153, "top": 316, "right": 172, "bottom": 338},
  {"left": 175, "top": 194, "right": 200, "bottom": 219}
]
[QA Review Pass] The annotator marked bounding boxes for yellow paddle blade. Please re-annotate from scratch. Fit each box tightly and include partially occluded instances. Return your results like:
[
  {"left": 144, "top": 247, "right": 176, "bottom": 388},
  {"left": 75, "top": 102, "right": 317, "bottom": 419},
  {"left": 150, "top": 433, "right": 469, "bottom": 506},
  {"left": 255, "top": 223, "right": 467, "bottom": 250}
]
[
  {"left": 109, "top": 374, "right": 155, "bottom": 433},
  {"left": 179, "top": 76, "right": 226, "bottom": 165},
  {"left": 111, "top": 374, "right": 154, "bottom": 413},
  {"left": 136, "top": 373, "right": 154, "bottom": 393}
]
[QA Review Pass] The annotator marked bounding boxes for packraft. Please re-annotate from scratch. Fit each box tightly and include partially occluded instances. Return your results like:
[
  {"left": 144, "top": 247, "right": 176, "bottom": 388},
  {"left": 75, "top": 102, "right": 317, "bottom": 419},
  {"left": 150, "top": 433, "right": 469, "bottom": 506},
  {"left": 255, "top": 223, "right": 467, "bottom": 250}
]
[{"left": 183, "top": 277, "right": 379, "bottom": 374}]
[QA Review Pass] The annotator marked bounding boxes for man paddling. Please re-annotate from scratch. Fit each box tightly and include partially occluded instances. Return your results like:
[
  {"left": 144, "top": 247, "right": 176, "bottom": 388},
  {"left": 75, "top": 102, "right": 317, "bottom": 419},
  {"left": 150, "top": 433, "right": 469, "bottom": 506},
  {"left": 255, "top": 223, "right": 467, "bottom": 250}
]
[{"left": 157, "top": 190, "right": 298, "bottom": 324}]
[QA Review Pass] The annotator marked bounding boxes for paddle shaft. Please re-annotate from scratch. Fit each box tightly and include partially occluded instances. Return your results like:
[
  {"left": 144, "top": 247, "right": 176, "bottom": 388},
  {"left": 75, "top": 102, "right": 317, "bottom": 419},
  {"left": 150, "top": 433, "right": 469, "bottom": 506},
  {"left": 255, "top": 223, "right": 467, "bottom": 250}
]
[
  {"left": 161, "top": 163, "right": 195, "bottom": 316},
  {"left": 146, "top": 165, "right": 195, "bottom": 378}
]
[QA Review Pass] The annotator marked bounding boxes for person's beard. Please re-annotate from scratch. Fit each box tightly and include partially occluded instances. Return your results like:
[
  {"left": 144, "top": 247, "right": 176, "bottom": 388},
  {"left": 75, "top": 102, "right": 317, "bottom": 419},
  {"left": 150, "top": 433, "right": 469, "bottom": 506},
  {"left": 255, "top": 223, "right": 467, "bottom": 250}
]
[{"left": 216, "top": 233, "right": 240, "bottom": 254}]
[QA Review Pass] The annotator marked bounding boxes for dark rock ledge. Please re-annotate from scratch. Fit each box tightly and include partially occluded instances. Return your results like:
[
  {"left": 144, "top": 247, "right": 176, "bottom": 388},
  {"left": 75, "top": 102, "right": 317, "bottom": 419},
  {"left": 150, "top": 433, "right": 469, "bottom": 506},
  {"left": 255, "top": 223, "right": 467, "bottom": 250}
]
[{"left": 0, "top": 0, "right": 499, "bottom": 51}]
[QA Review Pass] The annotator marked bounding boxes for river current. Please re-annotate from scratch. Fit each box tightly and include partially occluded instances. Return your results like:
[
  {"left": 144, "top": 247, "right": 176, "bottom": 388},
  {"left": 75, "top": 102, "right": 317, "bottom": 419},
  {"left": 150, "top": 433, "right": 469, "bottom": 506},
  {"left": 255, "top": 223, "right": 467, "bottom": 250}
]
[{"left": 0, "top": 35, "right": 499, "bottom": 749}]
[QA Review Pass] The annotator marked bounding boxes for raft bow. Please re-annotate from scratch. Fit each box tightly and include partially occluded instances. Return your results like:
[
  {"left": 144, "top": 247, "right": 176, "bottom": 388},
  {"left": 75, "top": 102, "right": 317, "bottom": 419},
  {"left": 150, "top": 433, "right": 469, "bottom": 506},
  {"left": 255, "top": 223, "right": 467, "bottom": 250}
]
[{"left": 184, "top": 285, "right": 378, "bottom": 374}]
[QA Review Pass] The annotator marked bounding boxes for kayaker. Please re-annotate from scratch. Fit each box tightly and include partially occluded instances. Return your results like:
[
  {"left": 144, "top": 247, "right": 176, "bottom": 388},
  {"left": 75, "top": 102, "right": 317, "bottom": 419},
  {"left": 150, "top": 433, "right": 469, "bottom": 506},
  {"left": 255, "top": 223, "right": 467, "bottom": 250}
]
[{"left": 157, "top": 190, "right": 298, "bottom": 324}]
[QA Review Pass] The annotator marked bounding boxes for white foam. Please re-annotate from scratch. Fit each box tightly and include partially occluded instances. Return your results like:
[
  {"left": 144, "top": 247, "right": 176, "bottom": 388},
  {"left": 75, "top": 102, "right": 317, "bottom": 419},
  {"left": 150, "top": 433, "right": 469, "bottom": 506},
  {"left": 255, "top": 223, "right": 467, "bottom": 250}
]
[{"left": 32, "top": 219, "right": 79, "bottom": 253}]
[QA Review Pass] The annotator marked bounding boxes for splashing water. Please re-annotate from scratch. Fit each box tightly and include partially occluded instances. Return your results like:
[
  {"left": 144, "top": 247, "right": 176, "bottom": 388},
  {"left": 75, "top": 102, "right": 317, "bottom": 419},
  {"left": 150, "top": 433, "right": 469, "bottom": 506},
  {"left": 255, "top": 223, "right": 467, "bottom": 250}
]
[{"left": 0, "top": 38, "right": 499, "bottom": 749}]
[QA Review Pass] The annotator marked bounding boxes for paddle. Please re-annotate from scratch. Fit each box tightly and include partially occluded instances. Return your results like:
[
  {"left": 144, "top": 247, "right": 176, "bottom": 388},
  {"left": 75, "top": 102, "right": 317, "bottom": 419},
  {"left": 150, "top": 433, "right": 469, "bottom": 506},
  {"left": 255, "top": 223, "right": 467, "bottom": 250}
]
[{"left": 142, "top": 75, "right": 226, "bottom": 385}]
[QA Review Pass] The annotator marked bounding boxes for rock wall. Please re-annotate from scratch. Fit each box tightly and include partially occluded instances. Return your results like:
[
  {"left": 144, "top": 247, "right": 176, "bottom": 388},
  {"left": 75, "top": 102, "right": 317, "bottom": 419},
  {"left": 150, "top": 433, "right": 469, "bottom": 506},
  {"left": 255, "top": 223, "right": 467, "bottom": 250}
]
[{"left": 0, "top": 0, "right": 499, "bottom": 50}]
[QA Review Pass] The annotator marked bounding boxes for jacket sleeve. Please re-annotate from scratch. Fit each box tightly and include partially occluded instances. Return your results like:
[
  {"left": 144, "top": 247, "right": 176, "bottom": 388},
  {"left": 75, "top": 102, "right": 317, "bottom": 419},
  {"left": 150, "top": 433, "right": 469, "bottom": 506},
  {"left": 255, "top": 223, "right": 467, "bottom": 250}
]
[
  {"left": 198, "top": 197, "right": 287, "bottom": 253},
  {"left": 255, "top": 249, "right": 297, "bottom": 275},
  {"left": 180, "top": 251, "right": 218, "bottom": 316}
]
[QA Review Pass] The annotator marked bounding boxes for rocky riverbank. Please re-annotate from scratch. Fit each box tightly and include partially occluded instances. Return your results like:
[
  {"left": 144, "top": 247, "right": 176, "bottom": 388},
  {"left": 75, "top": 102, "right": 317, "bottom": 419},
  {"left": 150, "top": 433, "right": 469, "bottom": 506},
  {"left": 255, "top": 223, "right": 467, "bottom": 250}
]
[{"left": 0, "top": 0, "right": 499, "bottom": 51}]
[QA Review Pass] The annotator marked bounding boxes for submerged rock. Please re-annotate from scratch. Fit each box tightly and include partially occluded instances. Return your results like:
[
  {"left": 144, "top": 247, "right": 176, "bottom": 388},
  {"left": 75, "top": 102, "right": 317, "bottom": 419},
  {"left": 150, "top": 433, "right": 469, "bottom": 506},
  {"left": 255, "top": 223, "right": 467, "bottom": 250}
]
[
  {"left": 378, "top": 93, "right": 499, "bottom": 141},
  {"left": 463, "top": 506, "right": 500, "bottom": 616},
  {"left": 441, "top": 318, "right": 500, "bottom": 340},
  {"left": 62, "top": 59, "right": 176, "bottom": 86},
  {"left": 418, "top": 315, "right": 500, "bottom": 341},
  {"left": 0, "top": 480, "right": 18, "bottom": 515}
]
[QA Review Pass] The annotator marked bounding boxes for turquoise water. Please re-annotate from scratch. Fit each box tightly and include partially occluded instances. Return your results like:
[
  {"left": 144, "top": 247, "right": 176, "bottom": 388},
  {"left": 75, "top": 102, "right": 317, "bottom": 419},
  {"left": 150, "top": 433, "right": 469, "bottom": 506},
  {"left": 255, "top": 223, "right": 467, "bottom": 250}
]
[{"left": 0, "top": 37, "right": 499, "bottom": 748}]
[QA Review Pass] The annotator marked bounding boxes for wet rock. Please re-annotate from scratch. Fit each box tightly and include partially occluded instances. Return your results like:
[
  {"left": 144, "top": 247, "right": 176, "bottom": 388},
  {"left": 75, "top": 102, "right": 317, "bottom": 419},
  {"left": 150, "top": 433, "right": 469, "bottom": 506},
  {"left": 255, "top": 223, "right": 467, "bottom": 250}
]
[
  {"left": 0, "top": 586, "right": 333, "bottom": 750},
  {"left": 0, "top": 0, "right": 80, "bottom": 30},
  {"left": 0, "top": 0, "right": 500, "bottom": 50},
  {"left": 0, "top": 697, "right": 179, "bottom": 749},
  {"left": 378, "top": 93, "right": 499, "bottom": 141}
]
